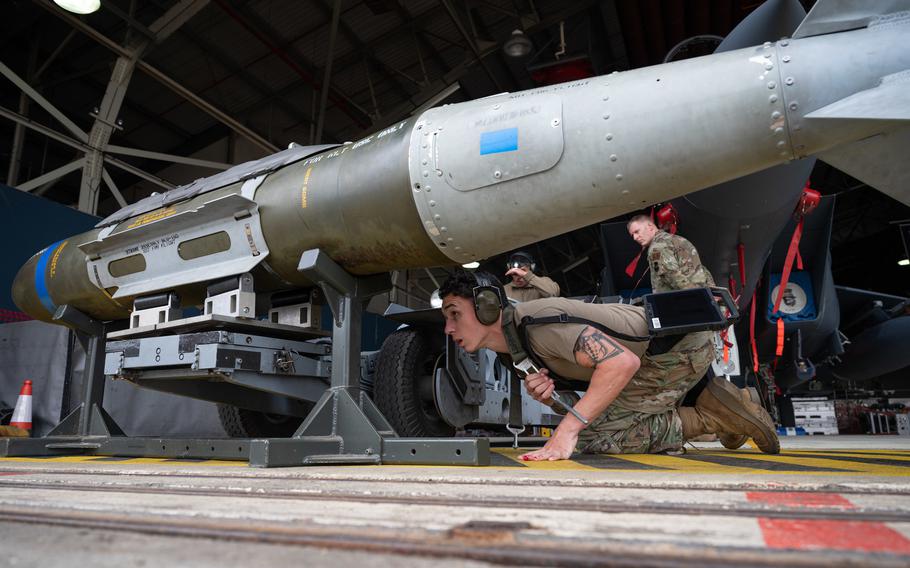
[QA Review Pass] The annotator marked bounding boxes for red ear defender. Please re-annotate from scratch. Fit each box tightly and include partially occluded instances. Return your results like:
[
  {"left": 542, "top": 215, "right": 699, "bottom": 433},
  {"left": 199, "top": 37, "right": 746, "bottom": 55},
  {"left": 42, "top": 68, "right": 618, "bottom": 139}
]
[{"left": 656, "top": 203, "right": 679, "bottom": 234}]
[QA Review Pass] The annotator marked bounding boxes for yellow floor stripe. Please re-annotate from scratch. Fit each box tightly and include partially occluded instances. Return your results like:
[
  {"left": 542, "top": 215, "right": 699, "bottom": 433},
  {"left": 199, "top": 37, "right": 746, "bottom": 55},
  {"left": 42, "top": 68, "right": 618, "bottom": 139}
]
[
  {"left": 0, "top": 456, "right": 242, "bottom": 466},
  {"left": 494, "top": 448, "right": 602, "bottom": 470},
  {"left": 789, "top": 450, "right": 910, "bottom": 461},
  {"left": 608, "top": 453, "right": 766, "bottom": 474},
  {"left": 711, "top": 451, "right": 910, "bottom": 476},
  {"left": 2, "top": 450, "right": 909, "bottom": 475}
]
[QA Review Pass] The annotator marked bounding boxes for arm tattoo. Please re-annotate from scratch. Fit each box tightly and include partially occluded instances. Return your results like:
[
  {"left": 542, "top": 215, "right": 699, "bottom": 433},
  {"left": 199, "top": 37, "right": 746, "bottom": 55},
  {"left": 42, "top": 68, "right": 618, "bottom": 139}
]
[{"left": 574, "top": 327, "right": 625, "bottom": 364}]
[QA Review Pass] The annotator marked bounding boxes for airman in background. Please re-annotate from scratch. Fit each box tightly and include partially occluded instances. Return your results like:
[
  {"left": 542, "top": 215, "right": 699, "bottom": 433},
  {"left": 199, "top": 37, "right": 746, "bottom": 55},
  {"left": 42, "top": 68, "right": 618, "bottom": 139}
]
[{"left": 504, "top": 251, "right": 560, "bottom": 302}]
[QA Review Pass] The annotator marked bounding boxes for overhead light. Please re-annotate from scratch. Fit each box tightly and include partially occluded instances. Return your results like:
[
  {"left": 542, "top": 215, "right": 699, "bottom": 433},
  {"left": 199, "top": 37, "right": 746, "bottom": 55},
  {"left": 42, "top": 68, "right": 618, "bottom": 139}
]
[
  {"left": 53, "top": 0, "right": 100, "bottom": 14},
  {"left": 503, "top": 30, "right": 532, "bottom": 58},
  {"left": 899, "top": 259, "right": 909, "bottom": 266},
  {"left": 462, "top": 261, "right": 480, "bottom": 269}
]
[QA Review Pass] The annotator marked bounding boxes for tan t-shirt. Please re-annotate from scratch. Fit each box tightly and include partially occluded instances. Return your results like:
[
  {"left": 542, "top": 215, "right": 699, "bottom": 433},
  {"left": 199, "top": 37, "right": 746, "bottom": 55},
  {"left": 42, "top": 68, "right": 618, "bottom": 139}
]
[
  {"left": 504, "top": 274, "right": 560, "bottom": 302},
  {"left": 512, "top": 298, "right": 650, "bottom": 381}
]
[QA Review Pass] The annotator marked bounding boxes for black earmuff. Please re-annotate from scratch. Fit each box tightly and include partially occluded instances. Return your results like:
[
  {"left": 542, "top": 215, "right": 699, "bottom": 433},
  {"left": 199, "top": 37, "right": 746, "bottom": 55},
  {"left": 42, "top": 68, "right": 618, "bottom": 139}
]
[{"left": 472, "top": 273, "right": 505, "bottom": 326}]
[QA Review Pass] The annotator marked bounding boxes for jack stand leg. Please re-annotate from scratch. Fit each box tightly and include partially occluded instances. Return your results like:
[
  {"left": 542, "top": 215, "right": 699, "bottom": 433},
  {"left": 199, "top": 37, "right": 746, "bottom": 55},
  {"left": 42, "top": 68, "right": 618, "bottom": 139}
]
[
  {"left": 0, "top": 305, "right": 126, "bottom": 457},
  {"left": 249, "top": 249, "right": 489, "bottom": 467}
]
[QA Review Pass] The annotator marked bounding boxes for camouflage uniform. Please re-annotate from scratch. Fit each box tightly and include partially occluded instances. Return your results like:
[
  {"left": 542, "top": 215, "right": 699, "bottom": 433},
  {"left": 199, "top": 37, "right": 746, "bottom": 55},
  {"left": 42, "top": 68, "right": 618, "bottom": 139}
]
[
  {"left": 570, "top": 229, "right": 716, "bottom": 453},
  {"left": 573, "top": 331, "right": 714, "bottom": 453},
  {"left": 514, "top": 298, "right": 715, "bottom": 454},
  {"left": 546, "top": 231, "right": 716, "bottom": 454},
  {"left": 648, "top": 230, "right": 715, "bottom": 292}
]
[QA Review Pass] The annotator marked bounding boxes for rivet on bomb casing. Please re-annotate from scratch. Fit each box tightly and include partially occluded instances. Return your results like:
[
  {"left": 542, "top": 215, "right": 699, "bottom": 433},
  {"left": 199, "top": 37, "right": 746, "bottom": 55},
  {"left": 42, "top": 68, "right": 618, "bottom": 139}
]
[
  {"left": 785, "top": 77, "right": 794, "bottom": 85},
  {"left": 764, "top": 53, "right": 771, "bottom": 59},
  {"left": 436, "top": 170, "right": 443, "bottom": 177},
  {"left": 440, "top": 226, "right": 447, "bottom": 232},
  {"left": 455, "top": 246, "right": 462, "bottom": 251},
  {"left": 764, "top": 63, "right": 773, "bottom": 70},
  {"left": 493, "top": 104, "right": 500, "bottom": 110},
  {"left": 551, "top": 119, "right": 560, "bottom": 127},
  {"left": 422, "top": 171, "right": 429, "bottom": 177},
  {"left": 789, "top": 102, "right": 798, "bottom": 110},
  {"left": 421, "top": 159, "right": 427, "bottom": 165},
  {"left": 767, "top": 81, "right": 776, "bottom": 89},
  {"left": 775, "top": 127, "right": 784, "bottom": 134},
  {"left": 429, "top": 200, "right": 437, "bottom": 207},
  {"left": 603, "top": 114, "right": 610, "bottom": 120},
  {"left": 771, "top": 111, "right": 781, "bottom": 119},
  {"left": 434, "top": 214, "right": 441, "bottom": 221},
  {"left": 447, "top": 237, "right": 454, "bottom": 242},
  {"left": 493, "top": 171, "right": 502, "bottom": 179},
  {"left": 606, "top": 133, "right": 613, "bottom": 141},
  {"left": 616, "top": 174, "right": 623, "bottom": 181},
  {"left": 783, "top": 55, "right": 791, "bottom": 63},
  {"left": 781, "top": 40, "right": 789, "bottom": 47},
  {"left": 777, "top": 141, "right": 787, "bottom": 149},
  {"left": 610, "top": 154, "right": 617, "bottom": 161},
  {"left": 769, "top": 94, "right": 778, "bottom": 103}
]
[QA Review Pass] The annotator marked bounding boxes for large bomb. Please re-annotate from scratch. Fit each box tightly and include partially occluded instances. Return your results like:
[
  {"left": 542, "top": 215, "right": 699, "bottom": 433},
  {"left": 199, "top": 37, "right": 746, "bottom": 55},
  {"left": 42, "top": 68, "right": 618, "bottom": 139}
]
[{"left": 14, "top": 11, "right": 909, "bottom": 322}]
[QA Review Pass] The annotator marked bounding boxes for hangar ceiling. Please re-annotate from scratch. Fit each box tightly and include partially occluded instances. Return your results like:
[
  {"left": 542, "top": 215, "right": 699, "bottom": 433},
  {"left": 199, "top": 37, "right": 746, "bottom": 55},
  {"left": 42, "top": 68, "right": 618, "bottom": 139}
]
[{"left": 1, "top": 0, "right": 908, "bottom": 300}]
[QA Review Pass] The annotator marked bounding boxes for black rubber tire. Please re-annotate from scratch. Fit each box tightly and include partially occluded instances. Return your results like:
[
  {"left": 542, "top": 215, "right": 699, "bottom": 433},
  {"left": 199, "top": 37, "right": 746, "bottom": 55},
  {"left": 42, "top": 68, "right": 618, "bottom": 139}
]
[
  {"left": 216, "top": 404, "right": 312, "bottom": 438},
  {"left": 374, "top": 328, "right": 454, "bottom": 437}
]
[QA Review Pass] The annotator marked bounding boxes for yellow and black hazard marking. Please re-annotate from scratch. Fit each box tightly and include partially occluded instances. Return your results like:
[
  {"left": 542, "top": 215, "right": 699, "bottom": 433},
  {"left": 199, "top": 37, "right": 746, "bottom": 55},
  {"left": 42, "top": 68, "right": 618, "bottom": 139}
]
[
  {"left": 493, "top": 448, "right": 910, "bottom": 476},
  {"left": 2, "top": 449, "right": 909, "bottom": 475}
]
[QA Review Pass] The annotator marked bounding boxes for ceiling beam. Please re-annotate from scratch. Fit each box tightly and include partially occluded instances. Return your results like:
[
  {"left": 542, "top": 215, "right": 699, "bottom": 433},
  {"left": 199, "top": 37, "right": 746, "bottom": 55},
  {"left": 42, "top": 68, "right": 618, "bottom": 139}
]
[{"left": 33, "top": 0, "right": 278, "bottom": 154}]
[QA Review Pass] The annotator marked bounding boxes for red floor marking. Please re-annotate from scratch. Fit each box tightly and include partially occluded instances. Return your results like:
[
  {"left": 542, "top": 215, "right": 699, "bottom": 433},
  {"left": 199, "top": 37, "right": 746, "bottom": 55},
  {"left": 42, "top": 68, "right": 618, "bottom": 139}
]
[
  {"left": 747, "top": 492, "right": 854, "bottom": 509},
  {"left": 759, "top": 519, "right": 910, "bottom": 553}
]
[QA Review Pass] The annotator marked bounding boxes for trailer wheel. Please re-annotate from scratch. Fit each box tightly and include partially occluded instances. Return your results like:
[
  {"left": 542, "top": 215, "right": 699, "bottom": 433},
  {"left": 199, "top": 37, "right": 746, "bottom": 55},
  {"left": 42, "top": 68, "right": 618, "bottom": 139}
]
[
  {"left": 374, "top": 328, "right": 454, "bottom": 437},
  {"left": 217, "top": 404, "right": 312, "bottom": 438}
]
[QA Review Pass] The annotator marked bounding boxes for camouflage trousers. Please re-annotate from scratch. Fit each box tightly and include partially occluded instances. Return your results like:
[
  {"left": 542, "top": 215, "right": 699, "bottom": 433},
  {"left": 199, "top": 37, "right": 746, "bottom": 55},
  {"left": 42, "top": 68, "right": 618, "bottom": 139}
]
[{"left": 575, "top": 331, "right": 714, "bottom": 454}]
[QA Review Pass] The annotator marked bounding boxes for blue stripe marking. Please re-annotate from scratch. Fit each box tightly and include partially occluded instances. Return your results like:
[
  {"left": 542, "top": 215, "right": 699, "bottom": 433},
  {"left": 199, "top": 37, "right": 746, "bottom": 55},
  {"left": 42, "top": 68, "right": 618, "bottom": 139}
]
[
  {"left": 479, "top": 127, "right": 518, "bottom": 155},
  {"left": 34, "top": 241, "right": 62, "bottom": 316}
]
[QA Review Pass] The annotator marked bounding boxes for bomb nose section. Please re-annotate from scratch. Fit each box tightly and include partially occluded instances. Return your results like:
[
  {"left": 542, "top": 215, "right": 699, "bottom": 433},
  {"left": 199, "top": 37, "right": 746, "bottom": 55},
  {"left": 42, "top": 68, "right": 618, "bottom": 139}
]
[{"left": 11, "top": 253, "right": 49, "bottom": 322}]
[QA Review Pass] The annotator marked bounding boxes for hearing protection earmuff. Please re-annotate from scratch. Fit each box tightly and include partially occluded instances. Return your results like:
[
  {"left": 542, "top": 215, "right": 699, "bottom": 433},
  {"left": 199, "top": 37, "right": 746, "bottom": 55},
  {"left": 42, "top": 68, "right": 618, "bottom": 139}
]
[
  {"left": 472, "top": 272, "right": 506, "bottom": 326},
  {"left": 506, "top": 251, "right": 536, "bottom": 273}
]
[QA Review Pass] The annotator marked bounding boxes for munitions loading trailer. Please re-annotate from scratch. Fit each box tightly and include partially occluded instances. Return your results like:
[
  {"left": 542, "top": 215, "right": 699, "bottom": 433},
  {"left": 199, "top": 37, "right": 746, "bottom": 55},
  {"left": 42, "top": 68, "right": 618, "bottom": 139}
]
[{"left": 0, "top": 250, "right": 492, "bottom": 466}]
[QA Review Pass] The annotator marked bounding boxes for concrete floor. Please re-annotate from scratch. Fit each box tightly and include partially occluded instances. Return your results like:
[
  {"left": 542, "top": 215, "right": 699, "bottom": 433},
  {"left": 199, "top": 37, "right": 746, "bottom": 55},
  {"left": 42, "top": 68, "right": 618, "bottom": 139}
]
[{"left": 0, "top": 435, "right": 908, "bottom": 566}]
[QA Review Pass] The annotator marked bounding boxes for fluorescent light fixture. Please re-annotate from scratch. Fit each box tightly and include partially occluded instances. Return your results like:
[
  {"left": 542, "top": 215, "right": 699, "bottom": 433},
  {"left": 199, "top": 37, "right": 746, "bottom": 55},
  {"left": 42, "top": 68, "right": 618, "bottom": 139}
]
[
  {"left": 462, "top": 261, "right": 480, "bottom": 269},
  {"left": 53, "top": 0, "right": 101, "bottom": 14},
  {"left": 899, "top": 258, "right": 910, "bottom": 266}
]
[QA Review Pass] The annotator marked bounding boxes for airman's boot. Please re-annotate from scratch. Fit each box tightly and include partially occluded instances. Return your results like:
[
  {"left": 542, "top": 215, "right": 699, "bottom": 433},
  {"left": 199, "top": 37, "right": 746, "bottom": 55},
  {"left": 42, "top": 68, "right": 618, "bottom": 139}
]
[
  {"left": 679, "top": 377, "right": 779, "bottom": 454},
  {"left": 718, "top": 387, "right": 761, "bottom": 450}
]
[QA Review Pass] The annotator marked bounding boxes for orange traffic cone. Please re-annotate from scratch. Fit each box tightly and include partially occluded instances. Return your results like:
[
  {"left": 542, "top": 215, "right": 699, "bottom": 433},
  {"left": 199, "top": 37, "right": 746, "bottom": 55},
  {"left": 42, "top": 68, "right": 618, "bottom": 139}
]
[{"left": 10, "top": 379, "right": 32, "bottom": 431}]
